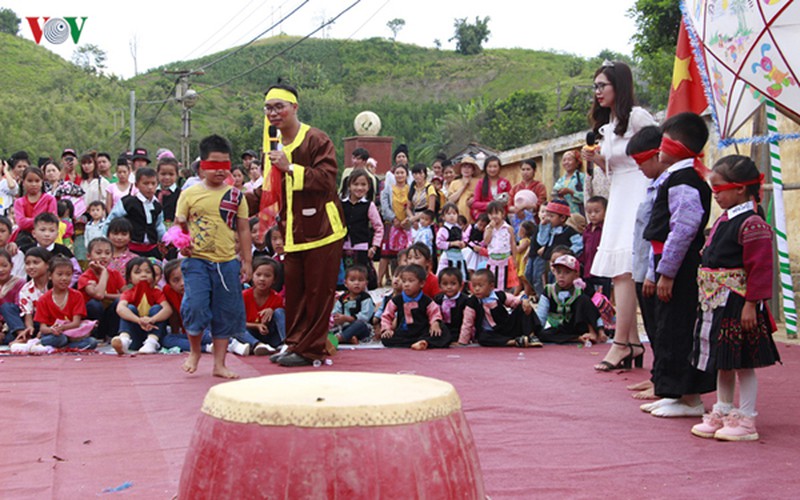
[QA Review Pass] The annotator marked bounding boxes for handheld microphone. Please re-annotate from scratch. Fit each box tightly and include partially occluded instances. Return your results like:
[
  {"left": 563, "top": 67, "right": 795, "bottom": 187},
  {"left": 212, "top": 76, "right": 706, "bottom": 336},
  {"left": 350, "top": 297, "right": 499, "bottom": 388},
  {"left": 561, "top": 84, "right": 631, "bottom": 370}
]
[
  {"left": 585, "top": 131, "right": 598, "bottom": 175},
  {"left": 268, "top": 125, "right": 279, "bottom": 151}
]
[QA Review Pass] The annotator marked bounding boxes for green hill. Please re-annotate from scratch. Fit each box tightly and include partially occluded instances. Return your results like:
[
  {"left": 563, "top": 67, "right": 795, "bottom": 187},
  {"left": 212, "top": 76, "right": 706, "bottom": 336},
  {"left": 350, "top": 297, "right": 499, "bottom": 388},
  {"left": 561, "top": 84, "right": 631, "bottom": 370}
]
[{"left": 1, "top": 32, "right": 604, "bottom": 165}]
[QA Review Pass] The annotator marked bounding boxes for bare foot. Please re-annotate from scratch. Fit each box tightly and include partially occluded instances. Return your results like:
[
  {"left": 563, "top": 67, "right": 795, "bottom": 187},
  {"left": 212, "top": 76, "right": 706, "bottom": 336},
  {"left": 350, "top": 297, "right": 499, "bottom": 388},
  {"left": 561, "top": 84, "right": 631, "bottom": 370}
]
[
  {"left": 627, "top": 379, "right": 654, "bottom": 391},
  {"left": 633, "top": 387, "right": 657, "bottom": 400},
  {"left": 349, "top": 337, "right": 360, "bottom": 345},
  {"left": 182, "top": 352, "right": 200, "bottom": 374},
  {"left": 411, "top": 340, "right": 429, "bottom": 351},
  {"left": 596, "top": 331, "right": 609, "bottom": 343},
  {"left": 213, "top": 365, "right": 239, "bottom": 379},
  {"left": 578, "top": 333, "right": 593, "bottom": 343}
]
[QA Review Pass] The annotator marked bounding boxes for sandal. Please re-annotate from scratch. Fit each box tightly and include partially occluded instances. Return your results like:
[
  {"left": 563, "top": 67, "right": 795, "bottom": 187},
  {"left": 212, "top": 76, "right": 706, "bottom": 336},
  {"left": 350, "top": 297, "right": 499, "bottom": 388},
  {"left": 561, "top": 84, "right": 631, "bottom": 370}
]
[
  {"left": 515, "top": 336, "right": 530, "bottom": 348},
  {"left": 630, "top": 342, "right": 645, "bottom": 368},
  {"left": 594, "top": 341, "right": 633, "bottom": 372}
]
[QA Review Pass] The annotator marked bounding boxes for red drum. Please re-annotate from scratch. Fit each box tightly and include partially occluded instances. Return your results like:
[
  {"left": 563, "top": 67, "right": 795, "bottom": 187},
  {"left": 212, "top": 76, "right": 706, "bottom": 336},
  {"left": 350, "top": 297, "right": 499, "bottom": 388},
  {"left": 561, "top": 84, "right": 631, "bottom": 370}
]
[{"left": 179, "top": 371, "right": 485, "bottom": 499}]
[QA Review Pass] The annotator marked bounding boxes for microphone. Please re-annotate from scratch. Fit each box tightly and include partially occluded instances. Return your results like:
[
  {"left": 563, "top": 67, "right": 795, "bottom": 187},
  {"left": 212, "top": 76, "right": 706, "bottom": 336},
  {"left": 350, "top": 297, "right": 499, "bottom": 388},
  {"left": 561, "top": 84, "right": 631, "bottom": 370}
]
[
  {"left": 584, "top": 131, "right": 597, "bottom": 175},
  {"left": 268, "top": 125, "right": 279, "bottom": 151}
]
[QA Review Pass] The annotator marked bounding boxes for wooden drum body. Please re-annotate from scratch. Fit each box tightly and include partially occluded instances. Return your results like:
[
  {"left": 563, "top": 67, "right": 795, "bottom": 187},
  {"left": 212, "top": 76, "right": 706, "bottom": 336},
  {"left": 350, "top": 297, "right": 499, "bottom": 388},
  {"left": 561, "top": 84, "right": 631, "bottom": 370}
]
[{"left": 179, "top": 372, "right": 485, "bottom": 499}]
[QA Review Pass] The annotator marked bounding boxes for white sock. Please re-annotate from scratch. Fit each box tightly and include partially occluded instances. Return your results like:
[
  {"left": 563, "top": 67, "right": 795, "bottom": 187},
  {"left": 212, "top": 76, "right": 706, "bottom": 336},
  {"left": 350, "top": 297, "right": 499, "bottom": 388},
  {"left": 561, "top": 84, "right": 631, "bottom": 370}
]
[{"left": 738, "top": 369, "right": 758, "bottom": 417}]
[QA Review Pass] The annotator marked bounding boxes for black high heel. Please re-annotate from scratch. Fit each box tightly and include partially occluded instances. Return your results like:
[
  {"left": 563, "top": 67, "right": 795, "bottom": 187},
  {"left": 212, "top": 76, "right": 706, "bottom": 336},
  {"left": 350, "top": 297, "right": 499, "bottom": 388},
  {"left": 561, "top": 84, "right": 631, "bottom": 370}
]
[
  {"left": 629, "top": 342, "right": 645, "bottom": 368},
  {"left": 594, "top": 341, "right": 633, "bottom": 372}
]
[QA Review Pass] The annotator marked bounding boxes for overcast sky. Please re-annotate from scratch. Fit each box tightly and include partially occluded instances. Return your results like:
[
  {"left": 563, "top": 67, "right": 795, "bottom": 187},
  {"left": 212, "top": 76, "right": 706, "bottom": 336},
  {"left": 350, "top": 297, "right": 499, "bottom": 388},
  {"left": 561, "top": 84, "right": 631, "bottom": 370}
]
[{"left": 6, "top": 0, "right": 638, "bottom": 79}]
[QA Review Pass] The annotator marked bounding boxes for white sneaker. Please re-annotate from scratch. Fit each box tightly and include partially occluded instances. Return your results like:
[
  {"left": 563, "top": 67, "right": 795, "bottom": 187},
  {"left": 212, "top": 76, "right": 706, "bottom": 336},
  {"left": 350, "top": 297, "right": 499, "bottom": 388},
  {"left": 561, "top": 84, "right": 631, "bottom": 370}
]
[
  {"left": 30, "top": 343, "right": 53, "bottom": 355},
  {"left": 204, "top": 343, "right": 214, "bottom": 353},
  {"left": 253, "top": 343, "right": 275, "bottom": 356},
  {"left": 138, "top": 338, "right": 160, "bottom": 354},
  {"left": 10, "top": 343, "right": 31, "bottom": 354},
  {"left": 111, "top": 335, "right": 132, "bottom": 355},
  {"left": 640, "top": 398, "right": 678, "bottom": 413},
  {"left": 228, "top": 338, "right": 251, "bottom": 356}
]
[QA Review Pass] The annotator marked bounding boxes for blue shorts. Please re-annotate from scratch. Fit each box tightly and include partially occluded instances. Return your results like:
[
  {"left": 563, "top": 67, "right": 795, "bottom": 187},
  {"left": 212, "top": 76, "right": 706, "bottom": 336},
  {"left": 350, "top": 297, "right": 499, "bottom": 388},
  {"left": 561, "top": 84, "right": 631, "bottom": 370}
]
[{"left": 181, "top": 258, "right": 245, "bottom": 339}]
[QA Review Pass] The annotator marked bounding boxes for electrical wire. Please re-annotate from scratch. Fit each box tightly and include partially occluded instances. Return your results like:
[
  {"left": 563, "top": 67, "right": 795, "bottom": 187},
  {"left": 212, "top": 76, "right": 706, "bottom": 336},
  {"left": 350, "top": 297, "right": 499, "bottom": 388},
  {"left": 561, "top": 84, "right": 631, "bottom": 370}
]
[
  {"left": 198, "top": 0, "right": 361, "bottom": 94},
  {"left": 196, "top": 0, "right": 311, "bottom": 72},
  {"left": 181, "top": 0, "right": 262, "bottom": 61},
  {"left": 347, "top": 0, "right": 390, "bottom": 40},
  {"left": 136, "top": 79, "right": 180, "bottom": 143}
]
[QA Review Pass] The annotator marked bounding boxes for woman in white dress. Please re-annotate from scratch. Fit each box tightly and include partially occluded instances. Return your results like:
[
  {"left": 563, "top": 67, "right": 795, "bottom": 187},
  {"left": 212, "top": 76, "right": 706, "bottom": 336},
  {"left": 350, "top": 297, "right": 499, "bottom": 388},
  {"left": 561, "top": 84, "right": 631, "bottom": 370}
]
[{"left": 583, "top": 61, "right": 656, "bottom": 371}]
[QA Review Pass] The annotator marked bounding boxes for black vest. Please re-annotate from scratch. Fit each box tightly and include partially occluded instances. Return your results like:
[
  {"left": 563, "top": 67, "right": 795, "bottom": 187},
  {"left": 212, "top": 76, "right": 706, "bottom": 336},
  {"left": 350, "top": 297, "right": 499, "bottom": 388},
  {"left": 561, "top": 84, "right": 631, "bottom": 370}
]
[
  {"left": 338, "top": 290, "right": 372, "bottom": 317},
  {"left": 702, "top": 209, "right": 760, "bottom": 269},
  {"left": 444, "top": 224, "right": 463, "bottom": 243},
  {"left": 434, "top": 292, "right": 470, "bottom": 331},
  {"left": 391, "top": 293, "right": 435, "bottom": 337},
  {"left": 643, "top": 166, "right": 711, "bottom": 257},
  {"left": 470, "top": 291, "right": 514, "bottom": 337},
  {"left": 121, "top": 194, "right": 162, "bottom": 244},
  {"left": 342, "top": 199, "right": 372, "bottom": 246},
  {"left": 157, "top": 188, "right": 180, "bottom": 222},
  {"left": 543, "top": 226, "right": 578, "bottom": 261}
]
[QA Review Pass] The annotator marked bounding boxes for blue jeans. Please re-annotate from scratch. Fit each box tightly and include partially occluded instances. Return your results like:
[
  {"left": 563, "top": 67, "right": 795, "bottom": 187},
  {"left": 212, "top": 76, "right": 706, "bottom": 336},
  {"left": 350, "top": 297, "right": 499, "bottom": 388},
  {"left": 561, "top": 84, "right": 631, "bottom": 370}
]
[
  {"left": 40, "top": 333, "right": 98, "bottom": 350},
  {"left": 118, "top": 304, "right": 167, "bottom": 351},
  {"left": 86, "top": 299, "right": 120, "bottom": 340},
  {"left": 238, "top": 309, "right": 286, "bottom": 347},
  {"left": 181, "top": 258, "right": 245, "bottom": 339},
  {"left": 1, "top": 303, "right": 25, "bottom": 343},
  {"left": 339, "top": 320, "right": 371, "bottom": 343},
  {"left": 162, "top": 330, "right": 213, "bottom": 352},
  {"left": 526, "top": 256, "right": 547, "bottom": 298}
]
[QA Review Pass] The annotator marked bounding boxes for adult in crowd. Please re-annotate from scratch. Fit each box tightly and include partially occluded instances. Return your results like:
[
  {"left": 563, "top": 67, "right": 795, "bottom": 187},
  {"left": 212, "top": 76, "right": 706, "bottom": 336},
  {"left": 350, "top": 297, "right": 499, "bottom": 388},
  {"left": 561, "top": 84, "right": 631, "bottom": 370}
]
[
  {"left": 263, "top": 83, "right": 346, "bottom": 367},
  {"left": 583, "top": 60, "right": 657, "bottom": 371},
  {"left": 509, "top": 159, "right": 547, "bottom": 220},
  {"left": 60, "top": 149, "right": 80, "bottom": 184},
  {"left": 552, "top": 149, "right": 585, "bottom": 215},
  {"left": 470, "top": 155, "right": 511, "bottom": 221},
  {"left": 1, "top": 152, "right": 29, "bottom": 216},
  {"left": 447, "top": 156, "right": 481, "bottom": 224}
]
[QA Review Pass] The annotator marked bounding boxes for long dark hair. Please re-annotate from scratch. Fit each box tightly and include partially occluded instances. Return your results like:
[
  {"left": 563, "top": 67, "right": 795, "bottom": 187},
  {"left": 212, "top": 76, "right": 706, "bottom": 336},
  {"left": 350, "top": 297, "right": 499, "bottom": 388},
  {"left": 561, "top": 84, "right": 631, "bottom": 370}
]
[
  {"left": 713, "top": 155, "right": 764, "bottom": 205},
  {"left": 589, "top": 61, "right": 635, "bottom": 137},
  {"left": 481, "top": 155, "right": 502, "bottom": 199}
]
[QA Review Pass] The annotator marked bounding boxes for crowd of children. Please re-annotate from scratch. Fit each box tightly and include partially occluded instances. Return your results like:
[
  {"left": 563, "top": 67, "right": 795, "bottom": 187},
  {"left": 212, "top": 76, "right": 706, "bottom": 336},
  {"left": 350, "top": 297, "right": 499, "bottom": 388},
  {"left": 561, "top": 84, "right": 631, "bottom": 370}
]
[{"left": 0, "top": 113, "right": 783, "bottom": 439}]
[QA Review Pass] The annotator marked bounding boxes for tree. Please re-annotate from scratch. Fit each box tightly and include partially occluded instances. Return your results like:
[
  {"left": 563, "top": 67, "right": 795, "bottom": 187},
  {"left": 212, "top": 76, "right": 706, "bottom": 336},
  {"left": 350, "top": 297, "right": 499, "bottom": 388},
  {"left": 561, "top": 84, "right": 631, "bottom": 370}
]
[
  {"left": 0, "top": 7, "right": 21, "bottom": 35},
  {"left": 450, "top": 16, "right": 491, "bottom": 56},
  {"left": 386, "top": 18, "right": 405, "bottom": 41},
  {"left": 628, "top": 0, "right": 682, "bottom": 109},
  {"left": 480, "top": 91, "right": 547, "bottom": 150},
  {"left": 72, "top": 44, "right": 107, "bottom": 75}
]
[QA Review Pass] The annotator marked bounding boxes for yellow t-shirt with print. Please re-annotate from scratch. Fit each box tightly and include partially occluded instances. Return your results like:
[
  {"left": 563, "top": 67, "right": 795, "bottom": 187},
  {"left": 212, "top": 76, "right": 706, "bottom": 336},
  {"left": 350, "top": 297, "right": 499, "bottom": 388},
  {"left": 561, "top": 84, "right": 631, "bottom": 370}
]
[{"left": 176, "top": 183, "right": 248, "bottom": 262}]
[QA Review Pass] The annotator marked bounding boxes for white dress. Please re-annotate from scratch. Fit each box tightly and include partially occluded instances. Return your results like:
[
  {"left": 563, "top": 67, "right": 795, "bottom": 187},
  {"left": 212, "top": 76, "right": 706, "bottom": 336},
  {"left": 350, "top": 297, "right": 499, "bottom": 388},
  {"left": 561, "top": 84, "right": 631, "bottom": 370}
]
[{"left": 591, "top": 106, "right": 657, "bottom": 278}]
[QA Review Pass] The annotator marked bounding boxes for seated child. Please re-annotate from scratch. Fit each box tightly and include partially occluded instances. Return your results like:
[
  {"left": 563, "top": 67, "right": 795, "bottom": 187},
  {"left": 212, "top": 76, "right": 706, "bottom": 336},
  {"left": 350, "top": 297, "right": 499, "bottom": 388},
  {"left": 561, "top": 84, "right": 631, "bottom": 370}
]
[
  {"left": 331, "top": 264, "right": 375, "bottom": 344},
  {"left": 21, "top": 212, "right": 81, "bottom": 285},
  {"left": 380, "top": 264, "right": 451, "bottom": 350},
  {"left": 112, "top": 257, "right": 172, "bottom": 355},
  {"left": 0, "top": 249, "right": 26, "bottom": 344},
  {"left": 241, "top": 257, "right": 286, "bottom": 354},
  {"left": 83, "top": 201, "right": 108, "bottom": 253},
  {"left": 529, "top": 254, "right": 605, "bottom": 344},
  {"left": 33, "top": 257, "right": 98, "bottom": 351},
  {"left": 407, "top": 242, "right": 440, "bottom": 298},
  {"left": 435, "top": 203, "right": 468, "bottom": 281},
  {"left": 465, "top": 269, "right": 542, "bottom": 348},
  {"left": 373, "top": 266, "right": 403, "bottom": 331},
  {"left": 78, "top": 237, "right": 125, "bottom": 340},
  {"left": 0, "top": 216, "right": 25, "bottom": 278},
  {"left": 107, "top": 218, "right": 137, "bottom": 275},
  {"left": 12, "top": 247, "right": 52, "bottom": 348},
  {"left": 265, "top": 224, "right": 285, "bottom": 263},
  {"left": 160, "top": 259, "right": 213, "bottom": 352},
  {"left": 433, "top": 267, "right": 474, "bottom": 346}
]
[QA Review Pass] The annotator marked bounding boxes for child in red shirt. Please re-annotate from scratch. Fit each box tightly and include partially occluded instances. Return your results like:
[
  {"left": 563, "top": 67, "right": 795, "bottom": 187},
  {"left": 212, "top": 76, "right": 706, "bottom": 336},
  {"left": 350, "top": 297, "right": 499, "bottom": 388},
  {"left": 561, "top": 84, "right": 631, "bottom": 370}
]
[
  {"left": 79, "top": 237, "right": 125, "bottom": 340},
  {"left": 34, "top": 257, "right": 98, "bottom": 351},
  {"left": 407, "top": 242, "right": 440, "bottom": 298},
  {"left": 112, "top": 257, "right": 172, "bottom": 355},
  {"left": 240, "top": 257, "right": 285, "bottom": 354},
  {"left": 160, "top": 259, "right": 212, "bottom": 352}
]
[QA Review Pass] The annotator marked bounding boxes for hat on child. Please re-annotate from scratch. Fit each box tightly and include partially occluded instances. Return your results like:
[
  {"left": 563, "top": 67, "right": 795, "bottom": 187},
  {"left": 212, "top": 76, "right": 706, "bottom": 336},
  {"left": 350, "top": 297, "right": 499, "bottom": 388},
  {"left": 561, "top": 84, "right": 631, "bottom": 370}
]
[
  {"left": 552, "top": 254, "right": 580, "bottom": 273},
  {"left": 545, "top": 199, "right": 571, "bottom": 217}
]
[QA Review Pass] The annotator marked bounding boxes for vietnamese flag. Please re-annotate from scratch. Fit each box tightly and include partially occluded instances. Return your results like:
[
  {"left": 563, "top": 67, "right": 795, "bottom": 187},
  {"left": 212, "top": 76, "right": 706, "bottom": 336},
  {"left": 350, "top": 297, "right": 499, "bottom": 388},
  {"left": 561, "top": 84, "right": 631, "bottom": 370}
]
[
  {"left": 258, "top": 116, "right": 283, "bottom": 240},
  {"left": 666, "top": 20, "right": 708, "bottom": 118}
]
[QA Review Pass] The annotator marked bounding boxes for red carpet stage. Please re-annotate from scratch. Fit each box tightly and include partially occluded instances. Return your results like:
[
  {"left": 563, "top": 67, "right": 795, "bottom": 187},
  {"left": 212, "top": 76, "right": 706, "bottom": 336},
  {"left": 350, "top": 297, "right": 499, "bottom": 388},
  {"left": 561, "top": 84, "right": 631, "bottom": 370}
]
[{"left": 1, "top": 344, "right": 798, "bottom": 499}]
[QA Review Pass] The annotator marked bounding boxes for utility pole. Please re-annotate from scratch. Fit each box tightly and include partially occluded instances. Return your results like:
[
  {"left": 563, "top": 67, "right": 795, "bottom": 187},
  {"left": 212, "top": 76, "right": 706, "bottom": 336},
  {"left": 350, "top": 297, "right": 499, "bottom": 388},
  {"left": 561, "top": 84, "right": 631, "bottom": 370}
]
[
  {"left": 129, "top": 90, "right": 136, "bottom": 153},
  {"left": 165, "top": 70, "right": 204, "bottom": 168}
]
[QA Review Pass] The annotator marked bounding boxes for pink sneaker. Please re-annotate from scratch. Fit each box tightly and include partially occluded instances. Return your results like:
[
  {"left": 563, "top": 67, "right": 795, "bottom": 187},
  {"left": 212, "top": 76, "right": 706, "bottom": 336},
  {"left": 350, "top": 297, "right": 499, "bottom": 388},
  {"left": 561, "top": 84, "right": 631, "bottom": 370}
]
[
  {"left": 714, "top": 410, "right": 759, "bottom": 441},
  {"left": 691, "top": 410, "right": 725, "bottom": 439}
]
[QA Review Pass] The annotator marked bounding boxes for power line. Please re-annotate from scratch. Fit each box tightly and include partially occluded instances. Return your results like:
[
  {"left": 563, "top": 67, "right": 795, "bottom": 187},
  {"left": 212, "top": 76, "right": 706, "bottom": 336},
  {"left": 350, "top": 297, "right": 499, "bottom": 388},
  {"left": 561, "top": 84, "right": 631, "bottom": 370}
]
[
  {"left": 136, "top": 79, "right": 180, "bottom": 143},
  {"left": 180, "top": 0, "right": 262, "bottom": 61},
  {"left": 198, "top": 0, "right": 361, "bottom": 94},
  {"left": 224, "top": 0, "right": 300, "bottom": 48},
  {"left": 196, "top": 0, "right": 311, "bottom": 72},
  {"left": 347, "top": 0, "right": 390, "bottom": 40}
]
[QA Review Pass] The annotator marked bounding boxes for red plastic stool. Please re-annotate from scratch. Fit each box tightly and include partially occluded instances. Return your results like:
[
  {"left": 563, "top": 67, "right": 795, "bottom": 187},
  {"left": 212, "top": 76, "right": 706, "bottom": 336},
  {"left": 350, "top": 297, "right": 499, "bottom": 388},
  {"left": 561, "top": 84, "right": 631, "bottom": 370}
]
[{"left": 179, "top": 371, "right": 485, "bottom": 499}]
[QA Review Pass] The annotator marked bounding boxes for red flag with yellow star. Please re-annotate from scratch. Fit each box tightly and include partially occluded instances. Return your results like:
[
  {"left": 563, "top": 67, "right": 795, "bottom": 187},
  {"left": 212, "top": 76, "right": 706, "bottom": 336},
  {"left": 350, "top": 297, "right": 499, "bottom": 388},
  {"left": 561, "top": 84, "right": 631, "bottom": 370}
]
[{"left": 666, "top": 20, "right": 707, "bottom": 118}]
